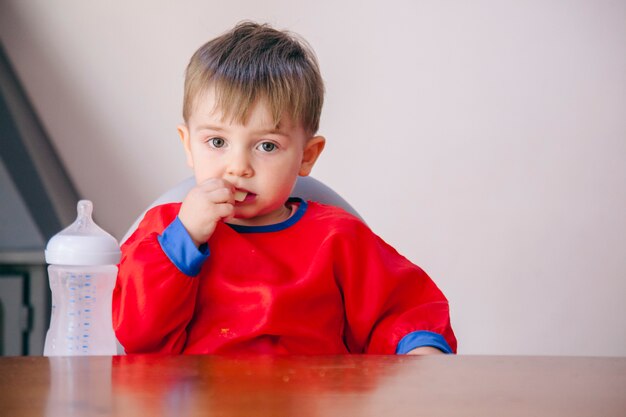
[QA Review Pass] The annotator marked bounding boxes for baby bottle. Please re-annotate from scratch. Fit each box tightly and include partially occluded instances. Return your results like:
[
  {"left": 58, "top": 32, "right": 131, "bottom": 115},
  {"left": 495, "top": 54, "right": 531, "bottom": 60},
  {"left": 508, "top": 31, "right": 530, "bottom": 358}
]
[{"left": 43, "top": 200, "right": 121, "bottom": 356}]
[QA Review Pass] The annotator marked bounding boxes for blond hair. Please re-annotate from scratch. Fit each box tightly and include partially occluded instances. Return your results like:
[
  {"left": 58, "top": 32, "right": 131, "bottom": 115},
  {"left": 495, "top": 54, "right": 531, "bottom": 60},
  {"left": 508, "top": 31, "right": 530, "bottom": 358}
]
[{"left": 183, "top": 22, "right": 324, "bottom": 135}]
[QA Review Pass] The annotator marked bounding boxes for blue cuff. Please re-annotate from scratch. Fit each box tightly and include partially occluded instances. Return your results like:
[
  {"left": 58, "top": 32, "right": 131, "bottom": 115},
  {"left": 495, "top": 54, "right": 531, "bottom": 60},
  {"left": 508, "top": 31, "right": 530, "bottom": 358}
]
[
  {"left": 396, "top": 330, "right": 453, "bottom": 354},
  {"left": 157, "top": 217, "right": 209, "bottom": 277}
]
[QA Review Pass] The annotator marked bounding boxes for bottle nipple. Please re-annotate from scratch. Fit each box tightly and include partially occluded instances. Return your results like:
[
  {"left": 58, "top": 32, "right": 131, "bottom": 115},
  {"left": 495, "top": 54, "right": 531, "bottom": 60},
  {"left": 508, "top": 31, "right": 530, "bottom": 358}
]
[
  {"left": 76, "top": 200, "right": 94, "bottom": 230},
  {"left": 45, "top": 200, "right": 121, "bottom": 266}
]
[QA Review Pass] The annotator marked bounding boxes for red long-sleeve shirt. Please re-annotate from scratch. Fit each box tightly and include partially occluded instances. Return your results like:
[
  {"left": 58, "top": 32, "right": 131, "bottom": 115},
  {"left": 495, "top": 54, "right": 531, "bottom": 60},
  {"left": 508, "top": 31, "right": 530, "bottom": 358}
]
[{"left": 113, "top": 199, "right": 456, "bottom": 354}]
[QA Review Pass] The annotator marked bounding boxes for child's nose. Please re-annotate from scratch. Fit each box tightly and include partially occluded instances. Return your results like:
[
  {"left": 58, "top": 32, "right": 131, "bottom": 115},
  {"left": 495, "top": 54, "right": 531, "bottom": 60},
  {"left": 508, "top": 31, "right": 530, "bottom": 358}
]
[{"left": 226, "top": 150, "right": 254, "bottom": 178}]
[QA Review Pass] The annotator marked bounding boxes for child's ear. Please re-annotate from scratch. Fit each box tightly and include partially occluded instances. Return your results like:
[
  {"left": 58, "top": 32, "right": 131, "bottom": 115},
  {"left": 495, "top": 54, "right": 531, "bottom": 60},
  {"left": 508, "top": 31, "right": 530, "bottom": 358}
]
[
  {"left": 299, "top": 136, "right": 325, "bottom": 176},
  {"left": 177, "top": 124, "right": 194, "bottom": 169}
]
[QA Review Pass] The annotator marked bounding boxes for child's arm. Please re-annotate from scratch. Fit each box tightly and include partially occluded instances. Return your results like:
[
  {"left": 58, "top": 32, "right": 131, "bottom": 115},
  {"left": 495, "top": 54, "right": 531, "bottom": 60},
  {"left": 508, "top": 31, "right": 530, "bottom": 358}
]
[
  {"left": 113, "top": 203, "right": 205, "bottom": 354},
  {"left": 113, "top": 179, "right": 236, "bottom": 354},
  {"left": 333, "top": 219, "right": 457, "bottom": 355}
]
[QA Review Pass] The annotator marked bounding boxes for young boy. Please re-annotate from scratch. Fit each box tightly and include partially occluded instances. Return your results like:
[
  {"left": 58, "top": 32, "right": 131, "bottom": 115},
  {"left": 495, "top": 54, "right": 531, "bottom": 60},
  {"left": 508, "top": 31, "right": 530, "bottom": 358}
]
[{"left": 113, "top": 22, "right": 456, "bottom": 355}]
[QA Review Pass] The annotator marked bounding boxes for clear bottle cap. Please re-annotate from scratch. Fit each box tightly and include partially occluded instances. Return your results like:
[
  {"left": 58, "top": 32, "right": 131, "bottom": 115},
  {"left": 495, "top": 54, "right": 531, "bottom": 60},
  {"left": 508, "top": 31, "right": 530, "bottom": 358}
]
[{"left": 45, "top": 200, "right": 121, "bottom": 266}]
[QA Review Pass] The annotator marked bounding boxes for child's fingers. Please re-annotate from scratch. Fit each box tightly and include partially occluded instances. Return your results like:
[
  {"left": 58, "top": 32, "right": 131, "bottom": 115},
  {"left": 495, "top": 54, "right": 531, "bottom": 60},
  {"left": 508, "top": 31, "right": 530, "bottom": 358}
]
[
  {"left": 196, "top": 178, "right": 234, "bottom": 193},
  {"left": 208, "top": 187, "right": 234, "bottom": 204},
  {"left": 213, "top": 202, "right": 234, "bottom": 220},
  {"left": 194, "top": 179, "right": 235, "bottom": 204}
]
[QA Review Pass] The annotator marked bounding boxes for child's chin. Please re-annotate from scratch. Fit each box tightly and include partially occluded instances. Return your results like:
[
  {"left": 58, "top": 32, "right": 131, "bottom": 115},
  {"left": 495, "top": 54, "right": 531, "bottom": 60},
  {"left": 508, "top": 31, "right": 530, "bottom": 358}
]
[{"left": 231, "top": 209, "right": 258, "bottom": 221}]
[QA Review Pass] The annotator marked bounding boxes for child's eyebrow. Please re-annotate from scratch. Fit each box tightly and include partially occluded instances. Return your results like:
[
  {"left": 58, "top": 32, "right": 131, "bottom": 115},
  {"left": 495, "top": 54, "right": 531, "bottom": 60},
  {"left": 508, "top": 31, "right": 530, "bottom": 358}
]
[
  {"left": 195, "top": 124, "right": 225, "bottom": 132},
  {"left": 251, "top": 121, "right": 289, "bottom": 135},
  {"left": 194, "top": 124, "right": 289, "bottom": 137},
  {"left": 253, "top": 127, "right": 285, "bottom": 136}
]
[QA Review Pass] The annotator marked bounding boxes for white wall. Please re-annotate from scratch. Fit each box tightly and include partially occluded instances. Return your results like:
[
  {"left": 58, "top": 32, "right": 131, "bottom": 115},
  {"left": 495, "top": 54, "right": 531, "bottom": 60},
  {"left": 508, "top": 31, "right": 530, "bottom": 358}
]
[{"left": 1, "top": 0, "right": 624, "bottom": 356}]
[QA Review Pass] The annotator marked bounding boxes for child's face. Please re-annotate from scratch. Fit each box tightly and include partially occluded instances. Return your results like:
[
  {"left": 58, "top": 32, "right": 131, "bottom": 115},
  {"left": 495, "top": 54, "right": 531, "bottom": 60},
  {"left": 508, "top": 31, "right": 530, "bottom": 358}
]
[{"left": 178, "top": 88, "right": 325, "bottom": 226}]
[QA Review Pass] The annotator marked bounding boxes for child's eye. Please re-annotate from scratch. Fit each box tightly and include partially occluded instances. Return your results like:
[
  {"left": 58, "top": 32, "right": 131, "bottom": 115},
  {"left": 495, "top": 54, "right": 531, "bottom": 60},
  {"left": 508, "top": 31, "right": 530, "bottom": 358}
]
[
  {"left": 258, "top": 142, "right": 277, "bottom": 152},
  {"left": 209, "top": 137, "right": 225, "bottom": 148}
]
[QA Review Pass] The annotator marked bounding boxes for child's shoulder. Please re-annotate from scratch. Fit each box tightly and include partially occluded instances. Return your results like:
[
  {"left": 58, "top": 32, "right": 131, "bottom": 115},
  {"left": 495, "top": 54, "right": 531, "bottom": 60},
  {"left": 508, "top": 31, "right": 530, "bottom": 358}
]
[
  {"left": 304, "top": 200, "right": 369, "bottom": 234},
  {"left": 146, "top": 201, "right": 182, "bottom": 219},
  {"left": 121, "top": 202, "right": 182, "bottom": 249},
  {"left": 137, "top": 202, "right": 183, "bottom": 232}
]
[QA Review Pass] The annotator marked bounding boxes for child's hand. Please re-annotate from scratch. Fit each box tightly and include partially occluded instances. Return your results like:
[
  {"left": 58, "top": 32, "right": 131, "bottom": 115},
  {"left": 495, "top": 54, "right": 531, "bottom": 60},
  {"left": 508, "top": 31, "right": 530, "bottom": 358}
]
[{"left": 178, "top": 178, "right": 235, "bottom": 247}]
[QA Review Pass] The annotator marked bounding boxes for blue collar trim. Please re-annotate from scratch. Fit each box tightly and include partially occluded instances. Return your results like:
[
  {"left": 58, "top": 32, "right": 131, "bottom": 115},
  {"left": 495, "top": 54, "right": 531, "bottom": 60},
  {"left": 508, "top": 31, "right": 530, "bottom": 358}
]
[{"left": 227, "top": 198, "right": 307, "bottom": 233}]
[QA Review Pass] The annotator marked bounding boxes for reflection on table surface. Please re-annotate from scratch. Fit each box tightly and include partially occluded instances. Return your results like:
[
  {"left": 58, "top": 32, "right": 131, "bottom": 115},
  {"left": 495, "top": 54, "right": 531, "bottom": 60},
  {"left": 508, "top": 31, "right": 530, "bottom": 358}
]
[{"left": 0, "top": 354, "right": 624, "bottom": 417}]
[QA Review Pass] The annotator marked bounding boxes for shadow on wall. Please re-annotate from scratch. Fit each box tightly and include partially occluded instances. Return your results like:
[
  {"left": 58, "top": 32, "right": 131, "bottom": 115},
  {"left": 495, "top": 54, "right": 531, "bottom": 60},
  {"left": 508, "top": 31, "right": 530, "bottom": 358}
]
[{"left": 0, "top": 2, "right": 156, "bottom": 238}]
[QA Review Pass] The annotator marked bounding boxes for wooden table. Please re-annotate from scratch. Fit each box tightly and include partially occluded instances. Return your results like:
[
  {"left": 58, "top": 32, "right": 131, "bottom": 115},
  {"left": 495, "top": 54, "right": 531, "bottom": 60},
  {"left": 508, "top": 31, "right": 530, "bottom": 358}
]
[{"left": 0, "top": 355, "right": 624, "bottom": 416}]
